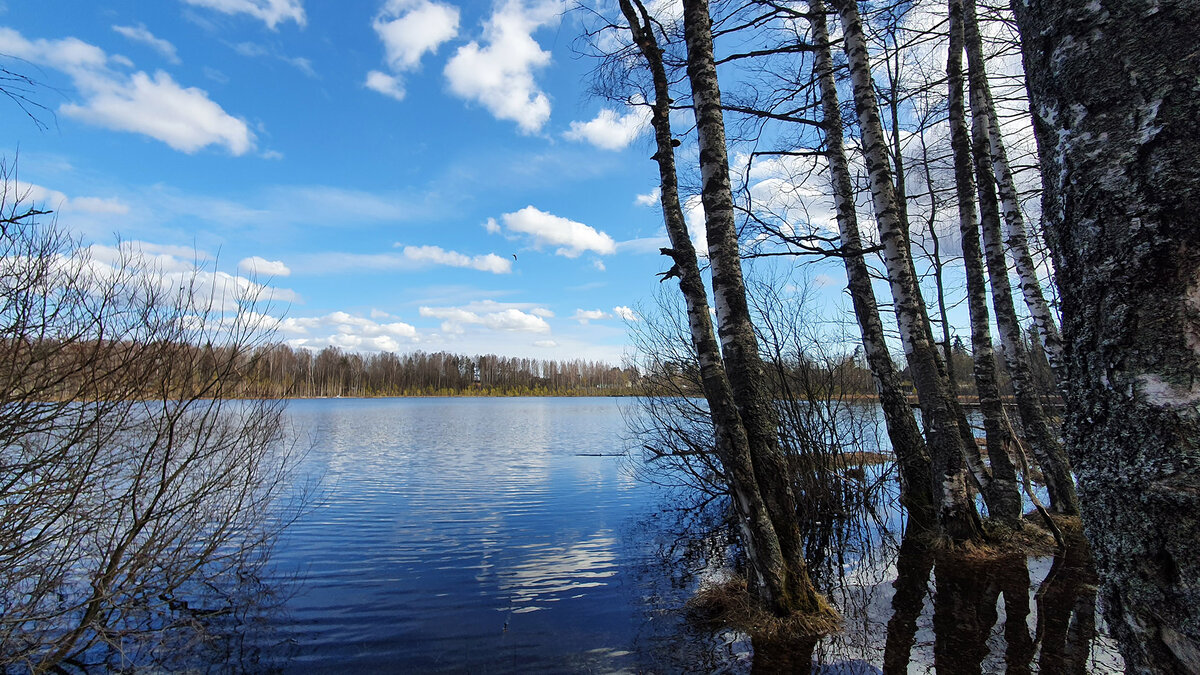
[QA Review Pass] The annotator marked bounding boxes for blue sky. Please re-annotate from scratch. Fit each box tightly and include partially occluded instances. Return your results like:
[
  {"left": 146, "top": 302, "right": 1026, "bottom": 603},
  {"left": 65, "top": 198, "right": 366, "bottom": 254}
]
[{"left": 0, "top": 0, "right": 690, "bottom": 362}]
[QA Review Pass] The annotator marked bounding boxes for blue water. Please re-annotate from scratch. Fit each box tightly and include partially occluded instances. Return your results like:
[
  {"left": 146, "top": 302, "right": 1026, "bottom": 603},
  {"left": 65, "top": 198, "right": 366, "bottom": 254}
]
[{"left": 261, "top": 397, "right": 705, "bottom": 673}]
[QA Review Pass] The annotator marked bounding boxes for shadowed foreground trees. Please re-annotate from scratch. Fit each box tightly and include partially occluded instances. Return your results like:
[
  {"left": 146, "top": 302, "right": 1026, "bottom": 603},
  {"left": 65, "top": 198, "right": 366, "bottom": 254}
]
[
  {"left": 0, "top": 181, "right": 302, "bottom": 672},
  {"left": 1012, "top": 0, "right": 1200, "bottom": 669}
]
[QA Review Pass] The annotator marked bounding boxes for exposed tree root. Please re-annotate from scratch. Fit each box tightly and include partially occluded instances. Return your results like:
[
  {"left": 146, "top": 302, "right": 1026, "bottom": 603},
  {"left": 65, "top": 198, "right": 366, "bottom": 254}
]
[{"left": 686, "top": 576, "right": 842, "bottom": 644}]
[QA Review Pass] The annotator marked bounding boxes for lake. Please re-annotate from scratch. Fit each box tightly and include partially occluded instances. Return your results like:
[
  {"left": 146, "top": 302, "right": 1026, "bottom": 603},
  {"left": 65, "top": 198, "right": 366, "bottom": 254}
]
[{"left": 230, "top": 397, "right": 1121, "bottom": 673}]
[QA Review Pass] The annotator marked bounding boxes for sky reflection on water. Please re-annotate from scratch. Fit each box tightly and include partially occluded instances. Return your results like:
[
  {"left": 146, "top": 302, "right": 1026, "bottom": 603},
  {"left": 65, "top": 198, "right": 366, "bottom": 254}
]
[{"left": 233, "top": 397, "right": 1123, "bottom": 673}]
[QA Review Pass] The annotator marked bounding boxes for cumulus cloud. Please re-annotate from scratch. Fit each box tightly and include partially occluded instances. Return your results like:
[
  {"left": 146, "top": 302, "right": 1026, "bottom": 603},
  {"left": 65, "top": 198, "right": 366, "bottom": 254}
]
[
  {"left": 276, "top": 311, "right": 420, "bottom": 353},
  {"left": 182, "top": 0, "right": 306, "bottom": 29},
  {"left": 399, "top": 244, "right": 511, "bottom": 274},
  {"left": 367, "top": 0, "right": 459, "bottom": 100},
  {"left": 79, "top": 241, "right": 300, "bottom": 312},
  {"left": 112, "top": 23, "right": 180, "bottom": 64},
  {"left": 238, "top": 256, "right": 291, "bottom": 277},
  {"left": 375, "top": 0, "right": 460, "bottom": 70},
  {"left": 420, "top": 303, "right": 551, "bottom": 334},
  {"left": 497, "top": 205, "right": 615, "bottom": 258},
  {"left": 444, "top": 0, "right": 563, "bottom": 134},
  {"left": 613, "top": 305, "right": 637, "bottom": 321},
  {"left": 564, "top": 98, "right": 650, "bottom": 150},
  {"left": 0, "top": 28, "right": 254, "bottom": 155},
  {"left": 572, "top": 309, "right": 609, "bottom": 324},
  {"left": 634, "top": 187, "right": 661, "bottom": 206}
]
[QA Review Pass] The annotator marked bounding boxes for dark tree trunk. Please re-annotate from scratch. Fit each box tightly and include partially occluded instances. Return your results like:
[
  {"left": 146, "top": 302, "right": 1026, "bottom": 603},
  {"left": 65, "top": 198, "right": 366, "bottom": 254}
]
[
  {"left": 617, "top": 0, "right": 799, "bottom": 613},
  {"left": 1012, "top": 0, "right": 1200, "bottom": 669},
  {"left": 680, "top": 0, "right": 822, "bottom": 615},
  {"left": 807, "top": 0, "right": 936, "bottom": 529}
]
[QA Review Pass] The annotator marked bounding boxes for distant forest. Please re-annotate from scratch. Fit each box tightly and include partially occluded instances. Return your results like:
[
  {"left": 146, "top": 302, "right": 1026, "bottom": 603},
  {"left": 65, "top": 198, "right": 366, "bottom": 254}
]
[{"left": 239, "top": 344, "right": 643, "bottom": 397}]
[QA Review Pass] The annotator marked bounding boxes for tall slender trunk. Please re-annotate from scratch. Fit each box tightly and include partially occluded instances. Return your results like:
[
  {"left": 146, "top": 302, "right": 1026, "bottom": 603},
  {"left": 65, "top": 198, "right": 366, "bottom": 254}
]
[
  {"left": 807, "top": 0, "right": 935, "bottom": 529},
  {"left": 964, "top": 0, "right": 1078, "bottom": 516},
  {"left": 947, "top": 0, "right": 1022, "bottom": 528},
  {"left": 618, "top": 0, "right": 793, "bottom": 608},
  {"left": 830, "top": 0, "right": 980, "bottom": 543},
  {"left": 963, "top": 4, "right": 1064, "bottom": 380},
  {"left": 679, "top": 0, "right": 821, "bottom": 615},
  {"left": 1012, "top": 0, "right": 1200, "bottom": 668}
]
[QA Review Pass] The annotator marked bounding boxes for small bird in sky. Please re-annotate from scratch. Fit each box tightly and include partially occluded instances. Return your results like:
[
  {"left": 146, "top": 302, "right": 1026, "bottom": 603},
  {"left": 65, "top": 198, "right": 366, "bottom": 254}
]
[{"left": 512, "top": 254, "right": 517, "bottom": 261}]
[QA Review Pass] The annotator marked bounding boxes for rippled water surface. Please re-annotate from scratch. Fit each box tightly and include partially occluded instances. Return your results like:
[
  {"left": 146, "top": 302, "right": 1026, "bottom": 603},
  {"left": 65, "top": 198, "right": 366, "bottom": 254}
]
[
  {"left": 241, "top": 397, "right": 1122, "bottom": 673},
  {"left": 263, "top": 397, "right": 691, "bottom": 673}
]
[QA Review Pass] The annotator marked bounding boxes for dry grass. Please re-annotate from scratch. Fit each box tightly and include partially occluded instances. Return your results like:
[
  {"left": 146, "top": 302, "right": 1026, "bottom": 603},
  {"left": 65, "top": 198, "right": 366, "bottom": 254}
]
[{"left": 686, "top": 577, "right": 842, "bottom": 644}]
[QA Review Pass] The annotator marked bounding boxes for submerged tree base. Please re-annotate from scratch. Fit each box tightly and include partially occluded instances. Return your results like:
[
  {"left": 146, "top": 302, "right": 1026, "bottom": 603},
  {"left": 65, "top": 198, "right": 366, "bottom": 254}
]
[{"left": 686, "top": 576, "right": 842, "bottom": 644}]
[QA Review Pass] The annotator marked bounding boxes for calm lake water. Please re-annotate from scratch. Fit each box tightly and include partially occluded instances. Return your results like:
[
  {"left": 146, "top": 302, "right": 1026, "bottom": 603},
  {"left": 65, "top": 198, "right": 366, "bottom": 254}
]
[{"left": 233, "top": 397, "right": 1122, "bottom": 673}]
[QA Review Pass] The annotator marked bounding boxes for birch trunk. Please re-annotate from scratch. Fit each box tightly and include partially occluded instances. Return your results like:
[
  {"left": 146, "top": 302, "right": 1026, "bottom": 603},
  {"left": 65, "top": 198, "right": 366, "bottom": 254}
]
[
  {"left": 1012, "top": 0, "right": 1200, "bottom": 668},
  {"left": 680, "top": 0, "right": 822, "bottom": 615},
  {"left": 807, "top": 0, "right": 935, "bottom": 529},
  {"left": 962, "top": 0, "right": 1064, "bottom": 380},
  {"left": 964, "top": 0, "right": 1079, "bottom": 516},
  {"left": 947, "top": 0, "right": 1023, "bottom": 528},
  {"left": 617, "top": 0, "right": 795, "bottom": 610},
  {"left": 831, "top": 0, "right": 981, "bottom": 543}
]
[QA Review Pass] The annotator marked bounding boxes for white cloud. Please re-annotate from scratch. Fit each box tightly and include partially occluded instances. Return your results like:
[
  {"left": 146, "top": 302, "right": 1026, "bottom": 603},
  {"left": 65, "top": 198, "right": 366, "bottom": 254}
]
[
  {"left": 572, "top": 308, "right": 609, "bottom": 324},
  {"left": 80, "top": 241, "right": 300, "bottom": 311},
  {"left": 181, "top": 0, "right": 306, "bottom": 29},
  {"left": 533, "top": 339, "right": 557, "bottom": 347},
  {"left": 1, "top": 179, "right": 131, "bottom": 217},
  {"left": 112, "top": 23, "right": 180, "bottom": 64},
  {"left": 683, "top": 194, "right": 708, "bottom": 256},
  {"left": 564, "top": 98, "right": 650, "bottom": 150},
  {"left": 420, "top": 303, "right": 551, "bottom": 334},
  {"left": 276, "top": 311, "right": 420, "bottom": 353},
  {"left": 63, "top": 71, "right": 256, "bottom": 154},
  {"left": 0, "top": 28, "right": 254, "bottom": 155},
  {"left": 613, "top": 305, "right": 637, "bottom": 321},
  {"left": 238, "top": 256, "right": 291, "bottom": 277},
  {"left": 365, "top": 69, "right": 406, "bottom": 101},
  {"left": 444, "top": 0, "right": 563, "bottom": 134},
  {"left": 634, "top": 187, "right": 661, "bottom": 206},
  {"left": 399, "top": 244, "right": 512, "bottom": 274},
  {"left": 367, "top": 0, "right": 460, "bottom": 101},
  {"left": 375, "top": 0, "right": 460, "bottom": 70},
  {"left": 484, "top": 217, "right": 501, "bottom": 234},
  {"left": 499, "top": 205, "right": 616, "bottom": 258},
  {"left": 592, "top": 259, "right": 605, "bottom": 271}
]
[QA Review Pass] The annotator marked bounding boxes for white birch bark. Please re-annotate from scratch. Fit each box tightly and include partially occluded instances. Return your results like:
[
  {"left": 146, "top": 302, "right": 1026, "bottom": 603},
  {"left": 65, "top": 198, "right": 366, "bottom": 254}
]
[{"left": 831, "top": 0, "right": 980, "bottom": 542}]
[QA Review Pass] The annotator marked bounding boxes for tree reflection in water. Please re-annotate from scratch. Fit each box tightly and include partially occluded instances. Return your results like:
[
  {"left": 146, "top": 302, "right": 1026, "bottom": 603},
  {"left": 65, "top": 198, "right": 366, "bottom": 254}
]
[{"left": 654, "top": 496, "right": 1124, "bottom": 672}]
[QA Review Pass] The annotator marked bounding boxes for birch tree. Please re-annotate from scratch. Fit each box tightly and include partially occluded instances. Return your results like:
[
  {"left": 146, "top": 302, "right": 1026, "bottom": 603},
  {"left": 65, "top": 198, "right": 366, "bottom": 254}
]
[
  {"left": 946, "top": 0, "right": 1023, "bottom": 528},
  {"left": 806, "top": 0, "right": 936, "bottom": 528},
  {"left": 616, "top": 0, "right": 824, "bottom": 618},
  {"left": 830, "top": 0, "right": 981, "bottom": 543},
  {"left": 678, "top": 0, "right": 825, "bottom": 615},
  {"left": 1012, "top": 0, "right": 1200, "bottom": 669},
  {"left": 963, "top": 0, "right": 1078, "bottom": 515}
]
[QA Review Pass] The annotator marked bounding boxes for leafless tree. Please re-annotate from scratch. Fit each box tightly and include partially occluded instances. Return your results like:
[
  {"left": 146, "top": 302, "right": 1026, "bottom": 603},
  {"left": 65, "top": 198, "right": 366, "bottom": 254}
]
[{"left": 0, "top": 168, "right": 303, "bottom": 672}]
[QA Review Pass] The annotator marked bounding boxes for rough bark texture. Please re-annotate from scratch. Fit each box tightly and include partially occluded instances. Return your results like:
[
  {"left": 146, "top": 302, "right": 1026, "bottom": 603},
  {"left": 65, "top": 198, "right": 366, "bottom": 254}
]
[
  {"left": 807, "top": 0, "right": 936, "bottom": 529},
  {"left": 679, "top": 0, "right": 821, "bottom": 616},
  {"left": 964, "top": 0, "right": 1079, "bottom": 516},
  {"left": 947, "top": 0, "right": 1023, "bottom": 529},
  {"left": 618, "top": 0, "right": 793, "bottom": 611},
  {"left": 1012, "top": 0, "right": 1200, "bottom": 669},
  {"left": 831, "top": 0, "right": 981, "bottom": 543}
]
